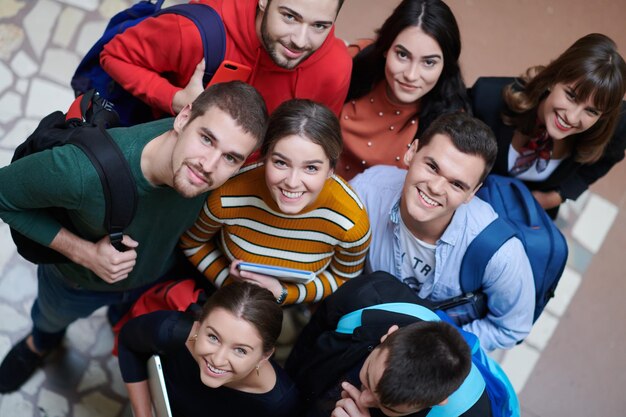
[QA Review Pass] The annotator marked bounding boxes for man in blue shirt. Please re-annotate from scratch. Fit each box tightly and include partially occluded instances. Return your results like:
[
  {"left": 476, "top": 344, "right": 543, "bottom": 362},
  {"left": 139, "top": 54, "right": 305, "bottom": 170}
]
[{"left": 350, "top": 113, "right": 534, "bottom": 350}]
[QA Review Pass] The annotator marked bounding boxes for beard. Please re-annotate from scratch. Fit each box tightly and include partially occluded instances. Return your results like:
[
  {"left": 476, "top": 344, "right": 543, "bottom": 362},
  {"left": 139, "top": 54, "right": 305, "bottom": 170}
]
[
  {"left": 173, "top": 162, "right": 214, "bottom": 198},
  {"left": 260, "top": 13, "right": 313, "bottom": 70}
]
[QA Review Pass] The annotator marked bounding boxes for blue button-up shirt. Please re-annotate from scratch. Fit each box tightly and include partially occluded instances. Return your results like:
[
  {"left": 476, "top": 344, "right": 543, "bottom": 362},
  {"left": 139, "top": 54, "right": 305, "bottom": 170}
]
[{"left": 351, "top": 166, "right": 534, "bottom": 350}]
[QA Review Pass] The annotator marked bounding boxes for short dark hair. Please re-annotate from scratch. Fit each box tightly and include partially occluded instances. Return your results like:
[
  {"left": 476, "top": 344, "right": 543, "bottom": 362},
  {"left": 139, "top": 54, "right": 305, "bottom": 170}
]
[
  {"left": 419, "top": 112, "right": 497, "bottom": 184},
  {"left": 376, "top": 321, "right": 471, "bottom": 409},
  {"left": 348, "top": 0, "right": 470, "bottom": 136},
  {"left": 187, "top": 81, "right": 269, "bottom": 149},
  {"left": 265, "top": 0, "right": 345, "bottom": 16},
  {"left": 199, "top": 281, "right": 282, "bottom": 354},
  {"left": 261, "top": 99, "right": 343, "bottom": 168}
]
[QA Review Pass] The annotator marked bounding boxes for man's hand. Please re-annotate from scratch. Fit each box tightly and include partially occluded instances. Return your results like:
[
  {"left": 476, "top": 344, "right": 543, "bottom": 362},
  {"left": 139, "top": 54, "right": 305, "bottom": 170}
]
[
  {"left": 228, "top": 260, "right": 284, "bottom": 299},
  {"left": 50, "top": 228, "right": 138, "bottom": 284},
  {"left": 172, "top": 60, "right": 205, "bottom": 113},
  {"left": 87, "top": 235, "right": 139, "bottom": 284},
  {"left": 331, "top": 382, "right": 371, "bottom": 417}
]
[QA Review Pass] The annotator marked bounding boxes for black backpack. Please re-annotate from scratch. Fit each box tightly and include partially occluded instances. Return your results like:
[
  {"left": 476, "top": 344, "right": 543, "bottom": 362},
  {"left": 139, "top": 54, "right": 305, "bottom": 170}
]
[{"left": 10, "top": 90, "right": 137, "bottom": 264}]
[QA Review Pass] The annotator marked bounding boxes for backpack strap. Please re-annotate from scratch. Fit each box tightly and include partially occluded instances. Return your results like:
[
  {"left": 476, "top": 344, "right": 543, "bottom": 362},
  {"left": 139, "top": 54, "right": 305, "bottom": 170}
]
[
  {"left": 68, "top": 126, "right": 137, "bottom": 251},
  {"left": 157, "top": 4, "right": 226, "bottom": 86},
  {"left": 336, "top": 303, "right": 486, "bottom": 417},
  {"left": 459, "top": 218, "right": 517, "bottom": 294}
]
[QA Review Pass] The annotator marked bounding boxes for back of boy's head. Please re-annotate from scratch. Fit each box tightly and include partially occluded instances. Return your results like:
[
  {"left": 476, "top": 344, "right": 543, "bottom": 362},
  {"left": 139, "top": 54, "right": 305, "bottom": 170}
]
[
  {"left": 187, "top": 81, "right": 269, "bottom": 149},
  {"left": 377, "top": 321, "right": 472, "bottom": 410},
  {"left": 418, "top": 112, "right": 497, "bottom": 183}
]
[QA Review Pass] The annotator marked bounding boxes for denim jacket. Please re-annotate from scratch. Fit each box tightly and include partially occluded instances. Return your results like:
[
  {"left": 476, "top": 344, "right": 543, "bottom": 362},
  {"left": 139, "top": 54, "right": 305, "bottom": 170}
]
[{"left": 351, "top": 166, "right": 535, "bottom": 350}]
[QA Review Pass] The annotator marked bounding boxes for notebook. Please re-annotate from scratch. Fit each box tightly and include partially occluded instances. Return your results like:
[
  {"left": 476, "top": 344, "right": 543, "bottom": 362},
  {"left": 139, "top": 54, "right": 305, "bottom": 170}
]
[{"left": 147, "top": 355, "right": 173, "bottom": 417}]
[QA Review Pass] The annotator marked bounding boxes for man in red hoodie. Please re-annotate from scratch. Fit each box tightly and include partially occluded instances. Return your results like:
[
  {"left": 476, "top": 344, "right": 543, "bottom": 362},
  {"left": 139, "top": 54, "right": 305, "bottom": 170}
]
[{"left": 100, "top": 0, "right": 350, "bottom": 118}]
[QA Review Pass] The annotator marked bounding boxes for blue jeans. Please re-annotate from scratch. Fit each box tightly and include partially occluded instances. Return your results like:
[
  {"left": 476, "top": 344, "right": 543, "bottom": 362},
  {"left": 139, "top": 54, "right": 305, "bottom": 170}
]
[{"left": 30, "top": 264, "right": 164, "bottom": 351}]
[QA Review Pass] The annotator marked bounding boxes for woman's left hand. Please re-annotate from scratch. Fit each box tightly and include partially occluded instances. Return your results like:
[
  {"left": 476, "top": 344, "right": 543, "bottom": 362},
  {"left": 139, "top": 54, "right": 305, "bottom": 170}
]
[
  {"left": 531, "top": 190, "right": 563, "bottom": 210},
  {"left": 229, "top": 260, "right": 284, "bottom": 298}
]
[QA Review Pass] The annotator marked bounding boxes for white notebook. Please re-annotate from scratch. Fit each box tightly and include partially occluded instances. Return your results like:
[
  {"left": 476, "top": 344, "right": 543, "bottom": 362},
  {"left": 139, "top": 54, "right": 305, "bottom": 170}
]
[{"left": 146, "top": 355, "right": 173, "bottom": 417}]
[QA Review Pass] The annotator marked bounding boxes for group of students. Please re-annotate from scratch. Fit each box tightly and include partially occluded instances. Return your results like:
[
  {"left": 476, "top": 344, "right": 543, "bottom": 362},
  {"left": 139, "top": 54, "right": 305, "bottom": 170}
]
[{"left": 1, "top": 0, "right": 625, "bottom": 416}]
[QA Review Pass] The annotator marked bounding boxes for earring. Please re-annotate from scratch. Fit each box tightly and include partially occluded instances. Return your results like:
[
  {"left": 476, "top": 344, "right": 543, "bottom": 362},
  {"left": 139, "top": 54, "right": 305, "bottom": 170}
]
[
  {"left": 189, "top": 333, "right": 198, "bottom": 342},
  {"left": 256, "top": 364, "right": 260, "bottom": 376}
]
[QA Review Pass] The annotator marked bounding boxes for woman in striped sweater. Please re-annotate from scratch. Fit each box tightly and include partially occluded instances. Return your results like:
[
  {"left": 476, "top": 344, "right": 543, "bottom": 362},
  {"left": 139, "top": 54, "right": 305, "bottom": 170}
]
[{"left": 180, "top": 99, "right": 371, "bottom": 305}]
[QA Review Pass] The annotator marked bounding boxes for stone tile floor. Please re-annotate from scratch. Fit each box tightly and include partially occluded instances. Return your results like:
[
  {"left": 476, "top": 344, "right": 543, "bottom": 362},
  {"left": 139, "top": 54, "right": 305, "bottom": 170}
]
[{"left": 0, "top": 1, "right": 623, "bottom": 416}]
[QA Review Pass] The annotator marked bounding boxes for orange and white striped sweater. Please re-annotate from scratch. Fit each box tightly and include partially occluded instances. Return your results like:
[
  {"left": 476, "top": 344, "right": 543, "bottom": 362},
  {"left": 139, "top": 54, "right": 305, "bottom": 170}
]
[{"left": 180, "top": 163, "right": 371, "bottom": 305}]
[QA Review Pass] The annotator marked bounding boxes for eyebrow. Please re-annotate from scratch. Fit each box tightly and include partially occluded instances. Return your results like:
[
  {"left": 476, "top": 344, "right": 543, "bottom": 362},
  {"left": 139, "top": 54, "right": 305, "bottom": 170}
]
[
  {"left": 278, "top": 6, "right": 334, "bottom": 26},
  {"left": 199, "top": 127, "right": 245, "bottom": 162},
  {"left": 206, "top": 325, "right": 255, "bottom": 351},
  {"left": 424, "top": 156, "right": 471, "bottom": 190},
  {"left": 395, "top": 44, "right": 442, "bottom": 61},
  {"left": 272, "top": 151, "right": 325, "bottom": 165}
]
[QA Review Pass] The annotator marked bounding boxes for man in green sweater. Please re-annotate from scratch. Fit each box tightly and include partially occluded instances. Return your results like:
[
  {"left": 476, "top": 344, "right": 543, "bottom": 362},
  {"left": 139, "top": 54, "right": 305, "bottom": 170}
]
[{"left": 0, "top": 81, "right": 268, "bottom": 393}]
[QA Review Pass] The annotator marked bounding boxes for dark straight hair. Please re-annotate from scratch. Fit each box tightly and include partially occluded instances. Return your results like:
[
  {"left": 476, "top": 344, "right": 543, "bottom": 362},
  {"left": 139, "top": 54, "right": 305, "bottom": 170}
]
[{"left": 347, "top": 0, "right": 470, "bottom": 136}]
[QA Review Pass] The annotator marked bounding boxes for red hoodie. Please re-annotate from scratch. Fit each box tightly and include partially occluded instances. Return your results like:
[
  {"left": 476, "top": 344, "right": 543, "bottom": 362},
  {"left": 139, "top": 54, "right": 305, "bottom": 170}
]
[{"left": 100, "top": 0, "right": 351, "bottom": 116}]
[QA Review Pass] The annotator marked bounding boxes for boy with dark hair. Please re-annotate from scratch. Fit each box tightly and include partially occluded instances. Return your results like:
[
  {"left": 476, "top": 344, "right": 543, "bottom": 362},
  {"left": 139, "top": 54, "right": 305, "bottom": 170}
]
[
  {"left": 350, "top": 113, "right": 535, "bottom": 350},
  {"left": 0, "top": 81, "right": 268, "bottom": 393},
  {"left": 286, "top": 272, "right": 492, "bottom": 417}
]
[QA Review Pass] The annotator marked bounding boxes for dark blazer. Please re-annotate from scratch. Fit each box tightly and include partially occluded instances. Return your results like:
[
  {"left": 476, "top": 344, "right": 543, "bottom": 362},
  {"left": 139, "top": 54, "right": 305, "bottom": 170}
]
[
  {"left": 470, "top": 76, "right": 626, "bottom": 201},
  {"left": 285, "top": 271, "right": 491, "bottom": 417}
]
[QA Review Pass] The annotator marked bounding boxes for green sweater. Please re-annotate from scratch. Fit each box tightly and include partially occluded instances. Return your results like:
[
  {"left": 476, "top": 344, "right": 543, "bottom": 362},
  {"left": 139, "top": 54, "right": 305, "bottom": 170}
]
[{"left": 0, "top": 118, "right": 207, "bottom": 291}]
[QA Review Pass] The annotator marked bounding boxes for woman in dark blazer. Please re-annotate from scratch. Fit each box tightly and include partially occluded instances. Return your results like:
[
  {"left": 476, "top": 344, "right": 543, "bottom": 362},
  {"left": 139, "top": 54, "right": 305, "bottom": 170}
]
[{"left": 470, "top": 33, "right": 626, "bottom": 216}]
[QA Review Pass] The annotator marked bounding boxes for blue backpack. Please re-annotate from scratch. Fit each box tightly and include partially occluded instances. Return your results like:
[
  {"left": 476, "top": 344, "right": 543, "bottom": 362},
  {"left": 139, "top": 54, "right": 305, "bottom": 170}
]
[
  {"left": 71, "top": 0, "right": 225, "bottom": 127},
  {"left": 439, "top": 174, "right": 568, "bottom": 323},
  {"left": 336, "top": 303, "right": 520, "bottom": 417}
]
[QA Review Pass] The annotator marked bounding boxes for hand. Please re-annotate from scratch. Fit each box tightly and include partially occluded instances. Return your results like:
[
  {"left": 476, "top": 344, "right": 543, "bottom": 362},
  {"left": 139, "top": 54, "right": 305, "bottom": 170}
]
[
  {"left": 172, "top": 60, "right": 205, "bottom": 113},
  {"left": 331, "top": 382, "right": 371, "bottom": 417},
  {"left": 531, "top": 190, "right": 563, "bottom": 210},
  {"left": 86, "top": 235, "right": 139, "bottom": 284},
  {"left": 229, "top": 260, "right": 284, "bottom": 299}
]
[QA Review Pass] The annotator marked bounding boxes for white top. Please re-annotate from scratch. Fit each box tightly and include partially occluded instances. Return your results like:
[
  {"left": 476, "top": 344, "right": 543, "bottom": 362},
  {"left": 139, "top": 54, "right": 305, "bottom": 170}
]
[{"left": 507, "top": 144, "right": 563, "bottom": 181}]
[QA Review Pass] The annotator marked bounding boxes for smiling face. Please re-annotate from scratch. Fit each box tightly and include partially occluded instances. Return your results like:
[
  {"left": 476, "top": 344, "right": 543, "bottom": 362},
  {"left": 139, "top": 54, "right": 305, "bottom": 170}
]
[
  {"left": 537, "top": 82, "right": 603, "bottom": 141},
  {"left": 171, "top": 105, "right": 258, "bottom": 198},
  {"left": 384, "top": 25, "right": 444, "bottom": 105},
  {"left": 190, "top": 307, "right": 268, "bottom": 390},
  {"left": 401, "top": 134, "right": 485, "bottom": 243},
  {"left": 265, "top": 134, "right": 333, "bottom": 214},
  {"left": 258, "top": 0, "right": 338, "bottom": 69}
]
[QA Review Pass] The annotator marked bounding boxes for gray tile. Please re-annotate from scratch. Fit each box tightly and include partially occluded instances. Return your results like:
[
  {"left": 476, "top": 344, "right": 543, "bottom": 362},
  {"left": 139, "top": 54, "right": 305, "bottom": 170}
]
[
  {"left": 52, "top": 7, "right": 86, "bottom": 48},
  {"left": 0, "top": 23, "right": 25, "bottom": 60},
  {"left": 77, "top": 360, "right": 108, "bottom": 393},
  {"left": 37, "top": 387, "right": 70, "bottom": 417},
  {"left": 57, "top": 0, "right": 99, "bottom": 12},
  {"left": 75, "top": 20, "right": 108, "bottom": 57},
  {"left": 40, "top": 48, "right": 80, "bottom": 85},
  {"left": 2, "top": 118, "right": 40, "bottom": 149},
  {"left": 10, "top": 50, "right": 38, "bottom": 78},
  {"left": 0, "top": 262, "right": 37, "bottom": 303},
  {"left": 73, "top": 392, "right": 124, "bottom": 417},
  {"left": 0, "top": 91, "right": 22, "bottom": 124},
  {"left": 571, "top": 194, "right": 618, "bottom": 253},
  {"left": 0, "top": 61, "right": 14, "bottom": 95},
  {"left": 0, "top": 392, "right": 35, "bottom": 417},
  {"left": 0, "top": 303, "right": 31, "bottom": 333},
  {"left": 25, "top": 78, "right": 73, "bottom": 118},
  {"left": 23, "top": 0, "right": 62, "bottom": 58}
]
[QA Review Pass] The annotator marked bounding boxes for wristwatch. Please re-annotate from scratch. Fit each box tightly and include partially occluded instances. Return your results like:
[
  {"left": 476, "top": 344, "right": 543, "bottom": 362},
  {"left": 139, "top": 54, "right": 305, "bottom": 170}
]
[{"left": 276, "top": 285, "right": 288, "bottom": 305}]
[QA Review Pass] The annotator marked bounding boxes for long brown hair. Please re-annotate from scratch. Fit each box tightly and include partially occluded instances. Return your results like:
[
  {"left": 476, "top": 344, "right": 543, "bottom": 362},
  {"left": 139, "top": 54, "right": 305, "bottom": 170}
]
[{"left": 503, "top": 33, "right": 626, "bottom": 163}]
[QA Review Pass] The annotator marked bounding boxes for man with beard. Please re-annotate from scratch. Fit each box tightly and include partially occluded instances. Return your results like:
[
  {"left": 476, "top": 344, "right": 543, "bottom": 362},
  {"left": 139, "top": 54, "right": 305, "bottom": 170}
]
[
  {"left": 101, "top": 0, "right": 350, "bottom": 118},
  {"left": 0, "top": 81, "right": 268, "bottom": 393}
]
